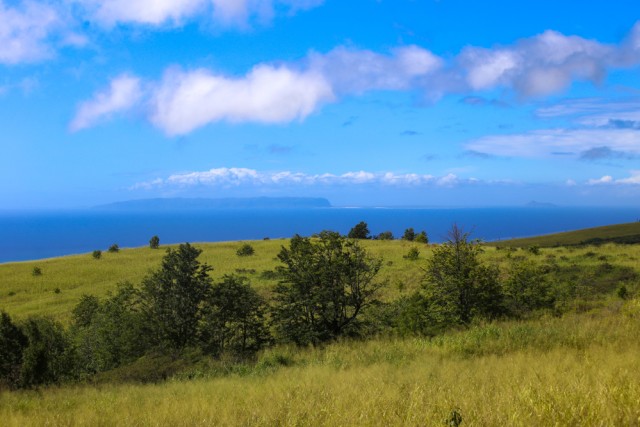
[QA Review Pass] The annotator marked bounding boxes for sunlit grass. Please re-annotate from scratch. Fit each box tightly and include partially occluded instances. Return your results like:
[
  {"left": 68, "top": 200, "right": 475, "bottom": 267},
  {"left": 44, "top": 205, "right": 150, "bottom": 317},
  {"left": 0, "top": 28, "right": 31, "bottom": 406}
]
[{"left": 1, "top": 299, "right": 639, "bottom": 426}]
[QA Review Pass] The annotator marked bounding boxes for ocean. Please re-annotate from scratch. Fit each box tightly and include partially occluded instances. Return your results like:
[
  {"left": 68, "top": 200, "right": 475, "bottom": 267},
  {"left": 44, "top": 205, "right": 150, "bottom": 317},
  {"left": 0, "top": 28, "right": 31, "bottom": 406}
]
[{"left": 1, "top": 207, "right": 639, "bottom": 263}]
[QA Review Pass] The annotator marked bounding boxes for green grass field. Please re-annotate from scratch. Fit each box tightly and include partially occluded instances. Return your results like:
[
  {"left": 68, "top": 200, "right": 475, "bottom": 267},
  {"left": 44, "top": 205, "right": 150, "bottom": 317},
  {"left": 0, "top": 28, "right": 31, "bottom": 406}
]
[
  {"left": 0, "top": 239, "right": 429, "bottom": 322},
  {"left": 489, "top": 221, "right": 640, "bottom": 248},
  {"left": 1, "top": 229, "right": 640, "bottom": 426}
]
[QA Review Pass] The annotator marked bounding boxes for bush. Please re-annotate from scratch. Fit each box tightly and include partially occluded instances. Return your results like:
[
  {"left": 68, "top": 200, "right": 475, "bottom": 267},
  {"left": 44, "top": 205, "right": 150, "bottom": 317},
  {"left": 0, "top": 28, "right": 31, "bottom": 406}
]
[
  {"left": 149, "top": 235, "right": 160, "bottom": 249},
  {"left": 108, "top": 244, "right": 120, "bottom": 253},
  {"left": 403, "top": 247, "right": 420, "bottom": 261},
  {"left": 32, "top": 267, "right": 42, "bottom": 277},
  {"left": 92, "top": 250, "right": 102, "bottom": 260},
  {"left": 0, "top": 312, "right": 27, "bottom": 389},
  {"left": 236, "top": 244, "right": 255, "bottom": 257},
  {"left": 377, "top": 231, "right": 394, "bottom": 240}
]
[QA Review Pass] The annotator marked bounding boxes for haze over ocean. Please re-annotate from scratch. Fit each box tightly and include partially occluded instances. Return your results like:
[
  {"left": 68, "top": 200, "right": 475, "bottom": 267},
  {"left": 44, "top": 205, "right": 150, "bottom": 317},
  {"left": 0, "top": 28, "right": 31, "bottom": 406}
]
[{"left": 1, "top": 207, "right": 639, "bottom": 263}]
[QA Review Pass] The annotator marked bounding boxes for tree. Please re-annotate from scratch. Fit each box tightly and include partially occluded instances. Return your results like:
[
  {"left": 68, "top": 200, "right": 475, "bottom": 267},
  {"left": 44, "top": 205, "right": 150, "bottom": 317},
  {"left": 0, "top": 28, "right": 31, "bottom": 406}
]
[
  {"left": 141, "top": 243, "right": 212, "bottom": 349},
  {"left": 0, "top": 311, "right": 27, "bottom": 388},
  {"left": 415, "top": 231, "right": 429, "bottom": 244},
  {"left": 72, "top": 284, "right": 150, "bottom": 374},
  {"left": 402, "top": 228, "right": 416, "bottom": 241},
  {"left": 108, "top": 244, "right": 120, "bottom": 253},
  {"left": 19, "top": 317, "right": 75, "bottom": 388},
  {"left": 376, "top": 231, "right": 394, "bottom": 240},
  {"left": 199, "top": 275, "right": 271, "bottom": 358},
  {"left": 92, "top": 250, "right": 102, "bottom": 260},
  {"left": 423, "top": 225, "right": 503, "bottom": 326},
  {"left": 348, "top": 221, "right": 370, "bottom": 239},
  {"left": 272, "top": 231, "right": 384, "bottom": 345},
  {"left": 149, "top": 235, "right": 160, "bottom": 249}
]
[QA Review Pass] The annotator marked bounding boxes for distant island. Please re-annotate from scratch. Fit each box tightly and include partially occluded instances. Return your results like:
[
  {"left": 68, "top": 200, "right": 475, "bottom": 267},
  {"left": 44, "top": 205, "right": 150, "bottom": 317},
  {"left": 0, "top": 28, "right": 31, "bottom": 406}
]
[
  {"left": 94, "top": 197, "right": 332, "bottom": 210},
  {"left": 525, "top": 201, "right": 558, "bottom": 208}
]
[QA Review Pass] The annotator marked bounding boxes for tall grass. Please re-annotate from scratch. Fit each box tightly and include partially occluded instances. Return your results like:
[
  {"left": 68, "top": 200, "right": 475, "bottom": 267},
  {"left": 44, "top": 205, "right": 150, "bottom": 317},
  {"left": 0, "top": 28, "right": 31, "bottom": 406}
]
[{"left": 1, "top": 299, "right": 639, "bottom": 426}]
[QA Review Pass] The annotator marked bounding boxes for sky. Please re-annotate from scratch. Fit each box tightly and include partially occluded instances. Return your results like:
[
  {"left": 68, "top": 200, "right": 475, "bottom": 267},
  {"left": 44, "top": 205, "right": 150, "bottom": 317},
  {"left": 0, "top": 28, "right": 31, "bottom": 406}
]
[{"left": 2, "top": 0, "right": 640, "bottom": 209}]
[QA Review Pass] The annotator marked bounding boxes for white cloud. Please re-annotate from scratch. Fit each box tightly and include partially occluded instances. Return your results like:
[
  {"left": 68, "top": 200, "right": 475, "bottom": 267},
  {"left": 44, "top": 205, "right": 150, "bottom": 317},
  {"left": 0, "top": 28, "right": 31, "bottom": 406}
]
[
  {"left": 0, "top": 1, "right": 62, "bottom": 64},
  {"left": 131, "top": 167, "right": 455, "bottom": 190},
  {"left": 587, "top": 171, "right": 640, "bottom": 185},
  {"left": 466, "top": 128, "right": 640, "bottom": 158},
  {"left": 150, "top": 65, "right": 334, "bottom": 135},
  {"left": 70, "top": 74, "right": 143, "bottom": 131},
  {"left": 71, "top": 22, "right": 640, "bottom": 134},
  {"left": 457, "top": 30, "right": 613, "bottom": 97},
  {"left": 309, "top": 45, "right": 442, "bottom": 94},
  {"left": 74, "top": 0, "right": 324, "bottom": 27}
]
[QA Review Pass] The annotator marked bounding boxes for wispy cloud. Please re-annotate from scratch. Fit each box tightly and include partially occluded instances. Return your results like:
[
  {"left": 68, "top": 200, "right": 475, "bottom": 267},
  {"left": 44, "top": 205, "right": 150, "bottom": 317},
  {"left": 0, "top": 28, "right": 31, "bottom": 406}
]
[
  {"left": 70, "top": 74, "right": 142, "bottom": 131},
  {"left": 466, "top": 128, "right": 640, "bottom": 158},
  {"left": 0, "top": 0, "right": 85, "bottom": 65},
  {"left": 73, "top": 0, "right": 324, "bottom": 28},
  {"left": 587, "top": 170, "right": 640, "bottom": 185},
  {"left": 130, "top": 167, "right": 480, "bottom": 190}
]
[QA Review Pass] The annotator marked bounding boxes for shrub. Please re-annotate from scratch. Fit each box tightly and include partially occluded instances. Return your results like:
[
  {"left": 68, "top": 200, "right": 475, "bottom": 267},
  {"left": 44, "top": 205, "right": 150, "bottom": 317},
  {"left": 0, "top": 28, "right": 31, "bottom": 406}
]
[
  {"left": 403, "top": 247, "right": 420, "bottom": 261},
  {"left": 108, "top": 244, "right": 120, "bottom": 253},
  {"left": 236, "top": 244, "right": 255, "bottom": 257},
  {"left": 92, "top": 250, "right": 102, "bottom": 260},
  {"left": 32, "top": 267, "right": 42, "bottom": 277}
]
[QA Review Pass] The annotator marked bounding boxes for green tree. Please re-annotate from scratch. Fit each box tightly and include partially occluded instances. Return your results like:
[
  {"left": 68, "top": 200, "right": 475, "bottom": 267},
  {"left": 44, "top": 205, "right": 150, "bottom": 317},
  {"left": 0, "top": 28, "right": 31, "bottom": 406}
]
[
  {"left": 199, "top": 275, "right": 271, "bottom": 358},
  {"left": 141, "top": 243, "right": 212, "bottom": 349},
  {"left": 376, "top": 231, "right": 394, "bottom": 240},
  {"left": 272, "top": 231, "right": 384, "bottom": 345},
  {"left": 149, "top": 235, "right": 160, "bottom": 249},
  {"left": 423, "top": 225, "right": 503, "bottom": 326},
  {"left": 19, "top": 317, "right": 75, "bottom": 388},
  {"left": 92, "top": 250, "right": 102, "bottom": 260},
  {"left": 402, "top": 228, "right": 416, "bottom": 241},
  {"left": 72, "top": 284, "right": 149, "bottom": 374},
  {"left": 108, "top": 244, "right": 120, "bottom": 253},
  {"left": 348, "top": 221, "right": 370, "bottom": 239},
  {"left": 0, "top": 312, "right": 27, "bottom": 388},
  {"left": 415, "top": 231, "right": 429, "bottom": 244}
]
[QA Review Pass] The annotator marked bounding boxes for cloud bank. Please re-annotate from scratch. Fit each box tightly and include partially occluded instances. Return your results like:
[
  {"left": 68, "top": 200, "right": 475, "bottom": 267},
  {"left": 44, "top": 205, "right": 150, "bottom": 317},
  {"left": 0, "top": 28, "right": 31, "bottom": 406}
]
[{"left": 130, "top": 167, "right": 475, "bottom": 190}]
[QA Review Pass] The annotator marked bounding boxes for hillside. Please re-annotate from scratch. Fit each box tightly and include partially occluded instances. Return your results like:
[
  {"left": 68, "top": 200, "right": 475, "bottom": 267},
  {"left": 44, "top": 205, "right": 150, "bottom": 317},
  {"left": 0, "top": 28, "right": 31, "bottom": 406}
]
[
  {"left": 489, "top": 221, "right": 640, "bottom": 248},
  {"left": 0, "top": 239, "right": 426, "bottom": 322}
]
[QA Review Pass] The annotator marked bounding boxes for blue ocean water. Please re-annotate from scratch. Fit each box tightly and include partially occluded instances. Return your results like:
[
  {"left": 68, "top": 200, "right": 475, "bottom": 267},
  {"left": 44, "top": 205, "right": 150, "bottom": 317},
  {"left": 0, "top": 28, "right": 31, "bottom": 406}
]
[{"left": 1, "top": 207, "right": 639, "bottom": 263}]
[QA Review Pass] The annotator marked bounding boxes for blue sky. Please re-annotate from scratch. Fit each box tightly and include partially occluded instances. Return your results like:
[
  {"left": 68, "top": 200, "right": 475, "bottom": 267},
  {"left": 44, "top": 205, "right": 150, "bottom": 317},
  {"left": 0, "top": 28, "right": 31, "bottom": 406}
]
[{"left": 2, "top": 0, "right": 640, "bottom": 209}]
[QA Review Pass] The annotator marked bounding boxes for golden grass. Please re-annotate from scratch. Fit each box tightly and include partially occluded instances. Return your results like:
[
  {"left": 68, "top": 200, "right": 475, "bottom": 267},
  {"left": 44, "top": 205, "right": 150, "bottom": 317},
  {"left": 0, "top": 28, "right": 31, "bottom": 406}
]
[{"left": 2, "top": 301, "right": 639, "bottom": 426}]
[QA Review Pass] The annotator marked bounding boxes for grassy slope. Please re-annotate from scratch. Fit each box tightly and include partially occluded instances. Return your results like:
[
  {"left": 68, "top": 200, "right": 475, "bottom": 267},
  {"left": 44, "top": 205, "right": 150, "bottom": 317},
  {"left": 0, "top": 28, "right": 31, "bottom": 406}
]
[
  {"left": 489, "top": 221, "right": 640, "bottom": 248},
  {"left": 1, "top": 302, "right": 639, "bottom": 426},
  {"left": 2, "top": 233, "right": 640, "bottom": 425},
  {"left": 0, "top": 239, "right": 427, "bottom": 322}
]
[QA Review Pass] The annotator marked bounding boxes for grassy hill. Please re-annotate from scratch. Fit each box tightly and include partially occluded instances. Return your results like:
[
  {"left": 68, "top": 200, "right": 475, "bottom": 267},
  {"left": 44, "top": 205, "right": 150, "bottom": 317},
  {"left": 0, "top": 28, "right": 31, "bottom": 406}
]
[
  {"left": 1, "top": 232, "right": 640, "bottom": 426},
  {"left": 489, "top": 221, "right": 640, "bottom": 248},
  {"left": 0, "top": 239, "right": 427, "bottom": 322}
]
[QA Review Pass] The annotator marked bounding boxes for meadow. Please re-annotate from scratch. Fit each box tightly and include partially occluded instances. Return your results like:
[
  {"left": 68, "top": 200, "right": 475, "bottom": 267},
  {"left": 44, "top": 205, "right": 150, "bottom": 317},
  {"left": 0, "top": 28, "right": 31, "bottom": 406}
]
[{"left": 1, "top": 226, "right": 639, "bottom": 426}]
